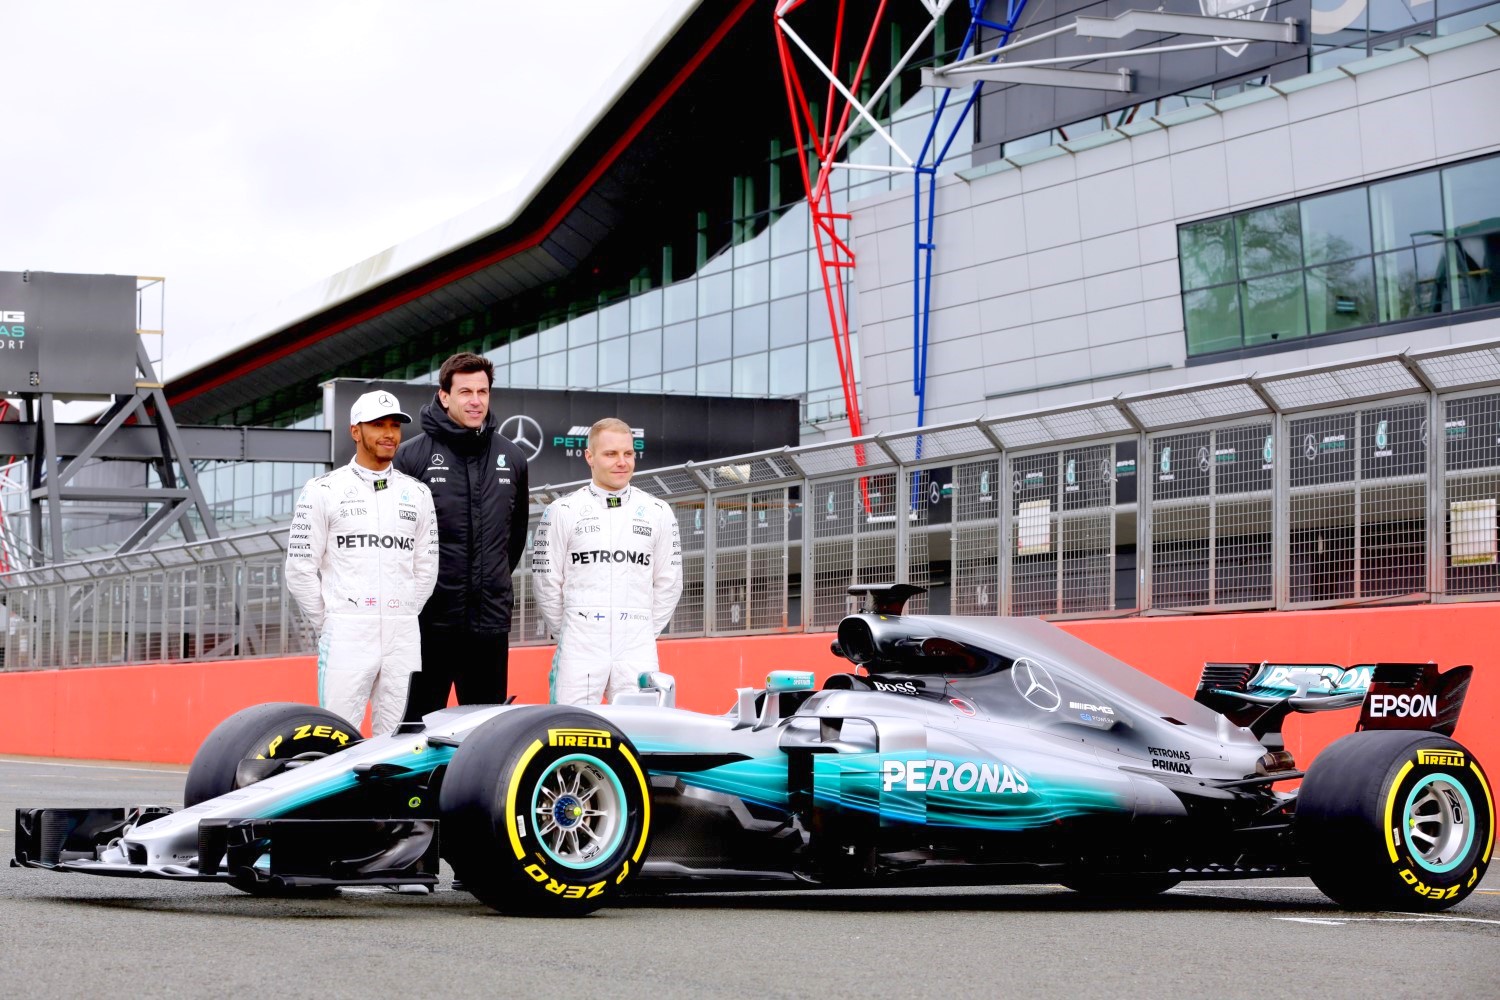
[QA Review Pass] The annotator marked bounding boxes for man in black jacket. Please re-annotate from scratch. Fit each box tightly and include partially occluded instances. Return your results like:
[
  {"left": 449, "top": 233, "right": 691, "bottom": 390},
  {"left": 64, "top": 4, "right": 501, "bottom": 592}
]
[{"left": 394, "top": 352, "right": 528, "bottom": 714}]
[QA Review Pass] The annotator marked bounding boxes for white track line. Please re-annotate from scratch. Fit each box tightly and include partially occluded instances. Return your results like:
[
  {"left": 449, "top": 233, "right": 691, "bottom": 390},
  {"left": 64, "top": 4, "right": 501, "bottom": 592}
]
[
  {"left": 1275, "top": 916, "right": 1500, "bottom": 926},
  {"left": 1278, "top": 917, "right": 1348, "bottom": 925},
  {"left": 1170, "top": 885, "right": 1324, "bottom": 892},
  {"left": 0, "top": 757, "right": 184, "bottom": 774}
]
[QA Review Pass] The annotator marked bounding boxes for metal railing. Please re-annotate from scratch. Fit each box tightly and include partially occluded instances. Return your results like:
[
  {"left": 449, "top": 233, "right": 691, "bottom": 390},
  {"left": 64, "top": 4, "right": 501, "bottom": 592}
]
[
  {"left": 6, "top": 336, "right": 1500, "bottom": 669},
  {"left": 0, "top": 530, "right": 305, "bottom": 669}
]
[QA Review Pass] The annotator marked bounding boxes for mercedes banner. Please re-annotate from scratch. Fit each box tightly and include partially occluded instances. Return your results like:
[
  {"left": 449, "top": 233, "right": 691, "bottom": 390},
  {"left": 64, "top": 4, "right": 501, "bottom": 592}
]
[{"left": 323, "top": 379, "right": 800, "bottom": 486}]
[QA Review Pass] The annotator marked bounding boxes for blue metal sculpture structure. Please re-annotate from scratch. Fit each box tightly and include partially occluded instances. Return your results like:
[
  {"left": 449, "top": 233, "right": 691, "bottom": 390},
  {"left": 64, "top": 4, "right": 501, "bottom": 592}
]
[{"left": 912, "top": 1, "right": 1032, "bottom": 440}]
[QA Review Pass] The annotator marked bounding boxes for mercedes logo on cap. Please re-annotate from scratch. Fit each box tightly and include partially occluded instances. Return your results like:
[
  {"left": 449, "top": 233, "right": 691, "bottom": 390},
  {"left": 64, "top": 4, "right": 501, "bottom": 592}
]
[
  {"left": 1011, "top": 657, "right": 1060, "bottom": 712},
  {"left": 499, "top": 414, "right": 544, "bottom": 461}
]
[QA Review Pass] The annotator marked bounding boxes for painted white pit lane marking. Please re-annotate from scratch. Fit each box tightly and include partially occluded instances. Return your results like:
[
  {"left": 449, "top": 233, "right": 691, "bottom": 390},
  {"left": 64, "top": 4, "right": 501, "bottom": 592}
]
[
  {"left": 1278, "top": 917, "right": 1348, "bottom": 925},
  {"left": 0, "top": 757, "right": 185, "bottom": 775},
  {"left": 1274, "top": 916, "right": 1500, "bottom": 927},
  {"left": 1169, "top": 885, "right": 1324, "bottom": 892}
]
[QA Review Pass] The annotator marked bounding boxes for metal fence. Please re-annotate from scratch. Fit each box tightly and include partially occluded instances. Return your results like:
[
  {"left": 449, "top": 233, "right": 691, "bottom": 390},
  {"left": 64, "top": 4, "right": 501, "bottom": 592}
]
[
  {"left": 0, "top": 530, "right": 304, "bottom": 670},
  {"left": 6, "top": 337, "right": 1500, "bottom": 669}
]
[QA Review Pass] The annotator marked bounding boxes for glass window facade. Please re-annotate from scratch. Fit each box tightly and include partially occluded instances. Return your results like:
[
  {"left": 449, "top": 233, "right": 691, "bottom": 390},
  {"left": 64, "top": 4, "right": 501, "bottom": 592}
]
[
  {"left": 197, "top": 459, "right": 327, "bottom": 529},
  {"left": 391, "top": 84, "right": 972, "bottom": 438},
  {"left": 1179, "top": 153, "right": 1500, "bottom": 358},
  {"left": 1312, "top": 0, "right": 1500, "bottom": 69}
]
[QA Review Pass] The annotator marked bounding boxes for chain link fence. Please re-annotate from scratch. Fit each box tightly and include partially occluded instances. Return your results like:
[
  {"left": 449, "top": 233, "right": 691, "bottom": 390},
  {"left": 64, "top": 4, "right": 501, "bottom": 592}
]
[{"left": 6, "top": 338, "right": 1500, "bottom": 669}]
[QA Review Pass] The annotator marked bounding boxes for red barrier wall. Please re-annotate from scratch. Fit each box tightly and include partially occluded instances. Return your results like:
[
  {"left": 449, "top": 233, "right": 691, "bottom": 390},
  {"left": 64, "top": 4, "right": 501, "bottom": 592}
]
[{"left": 2, "top": 603, "right": 1496, "bottom": 770}]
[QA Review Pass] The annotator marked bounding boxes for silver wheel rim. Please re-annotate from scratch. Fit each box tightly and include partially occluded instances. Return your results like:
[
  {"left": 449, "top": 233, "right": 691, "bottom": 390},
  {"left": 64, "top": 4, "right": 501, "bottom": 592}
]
[
  {"left": 533, "top": 757, "right": 623, "bottom": 868},
  {"left": 1406, "top": 776, "right": 1469, "bottom": 871}
]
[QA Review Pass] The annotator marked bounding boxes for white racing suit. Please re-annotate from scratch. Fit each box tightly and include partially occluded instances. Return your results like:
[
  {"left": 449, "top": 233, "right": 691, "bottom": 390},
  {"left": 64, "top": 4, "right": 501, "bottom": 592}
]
[
  {"left": 285, "top": 462, "right": 438, "bottom": 734},
  {"left": 532, "top": 483, "right": 683, "bottom": 705}
]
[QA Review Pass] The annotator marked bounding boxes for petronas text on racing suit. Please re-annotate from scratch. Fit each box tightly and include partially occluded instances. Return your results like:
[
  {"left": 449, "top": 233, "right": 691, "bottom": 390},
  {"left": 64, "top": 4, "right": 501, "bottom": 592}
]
[{"left": 532, "top": 483, "right": 682, "bottom": 705}]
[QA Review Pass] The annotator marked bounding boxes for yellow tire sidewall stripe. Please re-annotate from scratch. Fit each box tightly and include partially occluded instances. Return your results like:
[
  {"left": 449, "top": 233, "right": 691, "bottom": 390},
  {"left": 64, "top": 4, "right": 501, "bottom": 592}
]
[
  {"left": 619, "top": 744, "right": 651, "bottom": 864},
  {"left": 505, "top": 739, "right": 546, "bottom": 861},
  {"left": 1384, "top": 760, "right": 1415, "bottom": 863},
  {"left": 1471, "top": 760, "right": 1495, "bottom": 865}
]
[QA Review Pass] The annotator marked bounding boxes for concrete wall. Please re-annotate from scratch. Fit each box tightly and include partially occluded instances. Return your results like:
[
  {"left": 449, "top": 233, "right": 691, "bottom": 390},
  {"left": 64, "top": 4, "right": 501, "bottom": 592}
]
[
  {"left": 4, "top": 604, "right": 1496, "bottom": 773},
  {"left": 849, "top": 26, "right": 1500, "bottom": 432}
]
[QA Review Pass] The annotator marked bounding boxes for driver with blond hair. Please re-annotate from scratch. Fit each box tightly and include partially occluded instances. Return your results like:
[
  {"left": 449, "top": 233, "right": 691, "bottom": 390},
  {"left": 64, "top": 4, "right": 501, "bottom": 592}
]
[{"left": 532, "top": 417, "right": 682, "bottom": 705}]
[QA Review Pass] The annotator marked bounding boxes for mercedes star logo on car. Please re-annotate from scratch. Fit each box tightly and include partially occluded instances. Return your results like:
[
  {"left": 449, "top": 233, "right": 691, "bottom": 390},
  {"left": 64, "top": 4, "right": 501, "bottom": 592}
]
[{"left": 1011, "top": 657, "right": 1060, "bottom": 712}]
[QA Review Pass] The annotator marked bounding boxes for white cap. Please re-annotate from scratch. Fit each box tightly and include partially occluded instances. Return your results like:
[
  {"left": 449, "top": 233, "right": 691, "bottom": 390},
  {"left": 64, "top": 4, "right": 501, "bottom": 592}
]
[{"left": 349, "top": 389, "right": 412, "bottom": 425}]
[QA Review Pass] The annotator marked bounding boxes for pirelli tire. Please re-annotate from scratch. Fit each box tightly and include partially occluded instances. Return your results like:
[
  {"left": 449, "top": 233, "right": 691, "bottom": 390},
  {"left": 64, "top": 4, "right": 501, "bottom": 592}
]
[
  {"left": 1297, "top": 731, "right": 1495, "bottom": 912},
  {"left": 184, "top": 702, "right": 362, "bottom": 807},
  {"left": 439, "top": 706, "right": 652, "bottom": 917}
]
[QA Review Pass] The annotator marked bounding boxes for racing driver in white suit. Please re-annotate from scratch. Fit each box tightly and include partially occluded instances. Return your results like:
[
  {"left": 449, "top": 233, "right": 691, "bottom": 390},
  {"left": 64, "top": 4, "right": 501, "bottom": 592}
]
[
  {"left": 286, "top": 390, "right": 439, "bottom": 734},
  {"left": 532, "top": 417, "right": 682, "bottom": 705}
]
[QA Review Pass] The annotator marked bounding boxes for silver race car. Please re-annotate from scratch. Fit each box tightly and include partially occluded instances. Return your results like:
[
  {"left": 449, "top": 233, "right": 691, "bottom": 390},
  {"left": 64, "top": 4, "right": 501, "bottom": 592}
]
[{"left": 14, "top": 585, "right": 1494, "bottom": 916}]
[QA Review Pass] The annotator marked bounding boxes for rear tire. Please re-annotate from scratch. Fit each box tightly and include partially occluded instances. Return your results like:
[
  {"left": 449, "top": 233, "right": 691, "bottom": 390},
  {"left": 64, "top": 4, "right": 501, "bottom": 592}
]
[
  {"left": 439, "top": 706, "right": 651, "bottom": 916},
  {"left": 1297, "top": 731, "right": 1494, "bottom": 912}
]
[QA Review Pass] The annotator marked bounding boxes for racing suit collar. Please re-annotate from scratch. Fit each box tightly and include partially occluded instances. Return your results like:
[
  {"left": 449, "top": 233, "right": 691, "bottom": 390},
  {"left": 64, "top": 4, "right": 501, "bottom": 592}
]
[
  {"left": 585, "top": 482, "right": 632, "bottom": 507},
  {"left": 348, "top": 461, "right": 393, "bottom": 483}
]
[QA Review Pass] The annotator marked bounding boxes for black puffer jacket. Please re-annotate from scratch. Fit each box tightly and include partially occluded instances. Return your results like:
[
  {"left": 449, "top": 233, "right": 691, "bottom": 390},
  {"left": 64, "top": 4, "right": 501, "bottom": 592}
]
[{"left": 394, "top": 398, "right": 528, "bottom": 634}]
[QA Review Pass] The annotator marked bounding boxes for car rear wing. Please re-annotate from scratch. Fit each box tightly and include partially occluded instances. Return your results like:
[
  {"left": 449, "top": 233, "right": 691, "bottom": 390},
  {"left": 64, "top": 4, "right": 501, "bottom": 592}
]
[
  {"left": 1355, "top": 662, "right": 1472, "bottom": 737},
  {"left": 1195, "top": 661, "right": 1473, "bottom": 746}
]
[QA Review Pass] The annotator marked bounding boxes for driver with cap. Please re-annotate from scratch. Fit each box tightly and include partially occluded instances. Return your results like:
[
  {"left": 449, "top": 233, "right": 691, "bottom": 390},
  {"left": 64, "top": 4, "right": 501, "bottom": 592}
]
[{"left": 286, "top": 390, "right": 439, "bottom": 736}]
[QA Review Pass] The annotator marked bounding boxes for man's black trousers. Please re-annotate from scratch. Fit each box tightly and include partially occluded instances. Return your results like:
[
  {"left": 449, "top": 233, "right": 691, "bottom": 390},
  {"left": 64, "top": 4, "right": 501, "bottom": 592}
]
[{"left": 405, "top": 623, "right": 509, "bottom": 719}]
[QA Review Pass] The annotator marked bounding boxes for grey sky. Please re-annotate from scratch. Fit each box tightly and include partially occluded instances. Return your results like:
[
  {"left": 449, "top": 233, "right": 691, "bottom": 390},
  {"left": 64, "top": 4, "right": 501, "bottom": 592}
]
[{"left": 2, "top": 0, "right": 679, "bottom": 384}]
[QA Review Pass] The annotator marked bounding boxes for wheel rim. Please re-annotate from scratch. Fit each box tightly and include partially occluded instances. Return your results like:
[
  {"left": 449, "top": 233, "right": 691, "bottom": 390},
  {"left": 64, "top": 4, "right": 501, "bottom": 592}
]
[
  {"left": 530, "top": 754, "right": 627, "bottom": 870},
  {"left": 1403, "top": 774, "right": 1475, "bottom": 875}
]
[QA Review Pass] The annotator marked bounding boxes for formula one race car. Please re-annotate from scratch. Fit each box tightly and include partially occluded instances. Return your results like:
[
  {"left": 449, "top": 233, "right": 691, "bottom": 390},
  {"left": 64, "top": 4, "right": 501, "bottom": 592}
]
[{"left": 14, "top": 585, "right": 1494, "bottom": 916}]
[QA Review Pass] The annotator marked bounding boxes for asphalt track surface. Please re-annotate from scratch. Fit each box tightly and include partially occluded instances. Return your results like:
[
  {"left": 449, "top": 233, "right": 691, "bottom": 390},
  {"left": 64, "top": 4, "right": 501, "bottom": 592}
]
[{"left": 3, "top": 756, "right": 1498, "bottom": 999}]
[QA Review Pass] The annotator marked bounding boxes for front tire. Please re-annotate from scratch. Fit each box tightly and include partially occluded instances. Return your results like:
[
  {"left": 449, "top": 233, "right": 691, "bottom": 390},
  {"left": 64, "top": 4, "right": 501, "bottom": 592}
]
[
  {"left": 184, "top": 702, "right": 361, "bottom": 898},
  {"left": 439, "top": 706, "right": 652, "bottom": 916},
  {"left": 185, "top": 702, "right": 362, "bottom": 807},
  {"left": 1297, "top": 731, "right": 1494, "bottom": 911}
]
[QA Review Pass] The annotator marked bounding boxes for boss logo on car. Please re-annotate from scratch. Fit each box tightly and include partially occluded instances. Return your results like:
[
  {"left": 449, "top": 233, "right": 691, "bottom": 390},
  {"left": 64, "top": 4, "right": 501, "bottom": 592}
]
[
  {"left": 548, "top": 727, "right": 613, "bottom": 749},
  {"left": 1417, "top": 749, "right": 1465, "bottom": 768},
  {"left": 881, "top": 759, "right": 1029, "bottom": 794},
  {"left": 1368, "top": 693, "right": 1438, "bottom": 718},
  {"left": 872, "top": 679, "right": 919, "bottom": 695}
]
